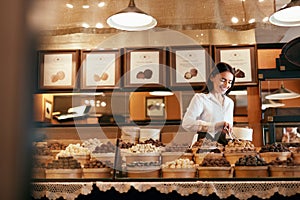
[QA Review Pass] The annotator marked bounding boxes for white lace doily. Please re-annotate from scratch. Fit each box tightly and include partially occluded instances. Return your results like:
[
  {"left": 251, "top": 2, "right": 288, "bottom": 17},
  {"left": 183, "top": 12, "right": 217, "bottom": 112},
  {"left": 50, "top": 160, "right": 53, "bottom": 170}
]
[
  {"left": 31, "top": 182, "right": 93, "bottom": 200},
  {"left": 96, "top": 181, "right": 300, "bottom": 200},
  {"left": 32, "top": 181, "right": 300, "bottom": 200}
]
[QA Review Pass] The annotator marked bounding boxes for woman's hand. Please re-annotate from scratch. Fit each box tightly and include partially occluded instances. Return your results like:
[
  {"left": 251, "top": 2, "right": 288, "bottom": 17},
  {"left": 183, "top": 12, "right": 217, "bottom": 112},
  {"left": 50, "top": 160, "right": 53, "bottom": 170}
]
[{"left": 215, "top": 121, "right": 232, "bottom": 134}]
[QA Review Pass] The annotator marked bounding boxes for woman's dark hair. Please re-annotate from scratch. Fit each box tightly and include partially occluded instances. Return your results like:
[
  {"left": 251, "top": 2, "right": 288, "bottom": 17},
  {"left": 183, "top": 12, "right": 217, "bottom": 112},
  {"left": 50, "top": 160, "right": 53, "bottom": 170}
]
[{"left": 203, "top": 62, "right": 235, "bottom": 95}]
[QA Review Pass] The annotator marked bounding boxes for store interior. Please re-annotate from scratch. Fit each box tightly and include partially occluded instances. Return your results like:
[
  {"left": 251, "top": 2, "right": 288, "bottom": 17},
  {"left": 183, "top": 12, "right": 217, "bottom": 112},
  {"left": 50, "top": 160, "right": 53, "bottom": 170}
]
[{"left": 1, "top": 0, "right": 300, "bottom": 200}]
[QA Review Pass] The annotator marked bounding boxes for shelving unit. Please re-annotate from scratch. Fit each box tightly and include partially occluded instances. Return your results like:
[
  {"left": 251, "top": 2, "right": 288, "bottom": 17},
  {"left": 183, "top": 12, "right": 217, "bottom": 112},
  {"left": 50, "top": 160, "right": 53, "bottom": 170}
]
[{"left": 258, "top": 40, "right": 300, "bottom": 144}]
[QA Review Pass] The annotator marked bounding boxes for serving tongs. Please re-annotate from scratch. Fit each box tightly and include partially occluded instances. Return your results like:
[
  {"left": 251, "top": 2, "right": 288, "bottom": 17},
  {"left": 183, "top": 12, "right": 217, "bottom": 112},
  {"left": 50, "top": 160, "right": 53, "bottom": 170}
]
[{"left": 223, "top": 126, "right": 240, "bottom": 142}]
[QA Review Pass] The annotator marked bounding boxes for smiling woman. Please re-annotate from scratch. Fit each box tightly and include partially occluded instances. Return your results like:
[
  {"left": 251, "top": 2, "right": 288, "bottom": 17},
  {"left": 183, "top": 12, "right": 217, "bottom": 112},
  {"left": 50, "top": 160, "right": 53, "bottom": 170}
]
[{"left": 182, "top": 62, "right": 236, "bottom": 145}]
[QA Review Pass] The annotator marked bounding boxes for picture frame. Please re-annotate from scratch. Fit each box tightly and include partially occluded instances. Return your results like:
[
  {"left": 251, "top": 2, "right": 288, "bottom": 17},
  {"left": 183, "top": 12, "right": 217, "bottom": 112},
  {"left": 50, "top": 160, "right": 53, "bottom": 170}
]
[
  {"left": 44, "top": 99, "right": 52, "bottom": 122},
  {"left": 123, "top": 47, "right": 166, "bottom": 88},
  {"left": 38, "top": 50, "right": 79, "bottom": 90},
  {"left": 214, "top": 45, "right": 257, "bottom": 86},
  {"left": 146, "top": 97, "right": 165, "bottom": 118},
  {"left": 80, "top": 49, "right": 121, "bottom": 89},
  {"left": 169, "top": 45, "right": 211, "bottom": 87}
]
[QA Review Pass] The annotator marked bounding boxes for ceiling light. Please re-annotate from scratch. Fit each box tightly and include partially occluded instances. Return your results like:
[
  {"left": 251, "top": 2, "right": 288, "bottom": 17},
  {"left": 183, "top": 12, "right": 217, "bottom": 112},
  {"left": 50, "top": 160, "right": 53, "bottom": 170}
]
[
  {"left": 248, "top": 18, "right": 256, "bottom": 23},
  {"left": 100, "top": 101, "right": 107, "bottom": 107},
  {"left": 265, "top": 83, "right": 300, "bottom": 100},
  {"left": 106, "top": 0, "right": 157, "bottom": 31},
  {"left": 269, "top": 0, "right": 300, "bottom": 27},
  {"left": 149, "top": 91, "right": 174, "bottom": 96},
  {"left": 66, "top": 3, "right": 73, "bottom": 9},
  {"left": 95, "top": 23, "right": 103, "bottom": 28},
  {"left": 82, "top": 5, "right": 90, "bottom": 9},
  {"left": 231, "top": 17, "right": 239, "bottom": 24},
  {"left": 82, "top": 23, "right": 90, "bottom": 28},
  {"left": 262, "top": 17, "right": 269, "bottom": 23},
  {"left": 98, "top": 2, "right": 105, "bottom": 7}
]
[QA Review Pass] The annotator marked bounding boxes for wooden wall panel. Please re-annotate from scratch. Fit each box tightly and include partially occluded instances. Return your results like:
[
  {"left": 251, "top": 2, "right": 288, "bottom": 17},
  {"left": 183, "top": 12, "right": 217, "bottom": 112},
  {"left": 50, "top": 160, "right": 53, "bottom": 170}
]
[
  {"left": 257, "top": 49, "right": 281, "bottom": 69},
  {"left": 261, "top": 80, "right": 300, "bottom": 108},
  {"left": 129, "top": 92, "right": 181, "bottom": 121},
  {"left": 247, "top": 86, "right": 263, "bottom": 147}
]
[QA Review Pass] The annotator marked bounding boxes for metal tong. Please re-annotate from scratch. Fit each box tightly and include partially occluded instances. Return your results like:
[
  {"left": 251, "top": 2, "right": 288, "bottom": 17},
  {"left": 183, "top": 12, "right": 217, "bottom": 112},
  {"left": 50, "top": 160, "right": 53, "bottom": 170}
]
[{"left": 223, "top": 126, "right": 239, "bottom": 141}]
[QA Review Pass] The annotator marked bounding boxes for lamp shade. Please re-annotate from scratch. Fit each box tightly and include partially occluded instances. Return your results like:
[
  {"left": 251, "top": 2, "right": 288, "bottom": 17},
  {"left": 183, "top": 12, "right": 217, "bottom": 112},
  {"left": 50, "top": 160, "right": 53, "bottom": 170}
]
[
  {"left": 107, "top": 0, "right": 157, "bottom": 31},
  {"left": 269, "top": 0, "right": 300, "bottom": 27},
  {"left": 261, "top": 99, "right": 285, "bottom": 110},
  {"left": 265, "top": 84, "right": 300, "bottom": 100}
]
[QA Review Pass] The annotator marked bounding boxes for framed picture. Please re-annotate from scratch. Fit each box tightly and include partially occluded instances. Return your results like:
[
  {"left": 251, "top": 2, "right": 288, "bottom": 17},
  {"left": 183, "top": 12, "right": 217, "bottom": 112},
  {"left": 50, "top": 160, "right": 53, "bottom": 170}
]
[
  {"left": 124, "top": 47, "right": 166, "bottom": 88},
  {"left": 80, "top": 49, "right": 121, "bottom": 89},
  {"left": 214, "top": 45, "right": 257, "bottom": 86},
  {"left": 38, "top": 50, "right": 79, "bottom": 89},
  {"left": 44, "top": 99, "right": 52, "bottom": 122},
  {"left": 169, "top": 45, "right": 211, "bottom": 87},
  {"left": 146, "top": 97, "right": 165, "bottom": 118}
]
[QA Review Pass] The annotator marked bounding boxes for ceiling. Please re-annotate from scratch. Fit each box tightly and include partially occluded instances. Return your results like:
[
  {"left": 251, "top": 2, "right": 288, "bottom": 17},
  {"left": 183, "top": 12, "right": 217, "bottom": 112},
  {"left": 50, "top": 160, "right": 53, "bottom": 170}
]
[{"left": 29, "top": 0, "right": 300, "bottom": 44}]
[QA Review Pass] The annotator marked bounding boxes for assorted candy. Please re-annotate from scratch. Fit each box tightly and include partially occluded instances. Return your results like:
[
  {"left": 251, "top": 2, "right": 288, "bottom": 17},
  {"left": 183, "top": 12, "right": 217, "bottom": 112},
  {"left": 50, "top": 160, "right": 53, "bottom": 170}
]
[{"left": 32, "top": 137, "right": 300, "bottom": 179}]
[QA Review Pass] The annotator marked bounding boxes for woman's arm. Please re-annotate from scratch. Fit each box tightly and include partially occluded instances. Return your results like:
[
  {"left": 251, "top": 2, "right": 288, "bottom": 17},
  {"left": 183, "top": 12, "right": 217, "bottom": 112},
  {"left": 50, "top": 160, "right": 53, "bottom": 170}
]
[
  {"left": 182, "top": 94, "right": 213, "bottom": 132},
  {"left": 224, "top": 97, "right": 234, "bottom": 133}
]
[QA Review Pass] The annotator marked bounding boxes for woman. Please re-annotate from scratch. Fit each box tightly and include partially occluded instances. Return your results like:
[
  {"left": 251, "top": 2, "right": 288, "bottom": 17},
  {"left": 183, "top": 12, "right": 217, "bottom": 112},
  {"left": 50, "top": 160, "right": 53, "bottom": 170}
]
[{"left": 182, "top": 62, "right": 236, "bottom": 144}]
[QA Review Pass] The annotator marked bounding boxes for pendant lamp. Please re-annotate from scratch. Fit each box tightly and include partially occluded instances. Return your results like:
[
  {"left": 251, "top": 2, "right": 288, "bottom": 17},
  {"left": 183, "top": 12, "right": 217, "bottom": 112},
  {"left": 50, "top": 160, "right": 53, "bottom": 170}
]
[
  {"left": 265, "top": 82, "right": 300, "bottom": 100},
  {"left": 269, "top": 0, "right": 300, "bottom": 26},
  {"left": 106, "top": 0, "right": 157, "bottom": 31},
  {"left": 261, "top": 99, "right": 285, "bottom": 110}
]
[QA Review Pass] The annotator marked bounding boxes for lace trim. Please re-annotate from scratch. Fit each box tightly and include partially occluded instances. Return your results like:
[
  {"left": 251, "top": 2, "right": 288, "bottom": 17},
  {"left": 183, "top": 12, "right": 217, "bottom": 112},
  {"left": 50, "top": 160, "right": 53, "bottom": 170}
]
[
  {"left": 32, "top": 182, "right": 93, "bottom": 200},
  {"left": 95, "top": 181, "right": 300, "bottom": 199},
  {"left": 32, "top": 181, "right": 300, "bottom": 200}
]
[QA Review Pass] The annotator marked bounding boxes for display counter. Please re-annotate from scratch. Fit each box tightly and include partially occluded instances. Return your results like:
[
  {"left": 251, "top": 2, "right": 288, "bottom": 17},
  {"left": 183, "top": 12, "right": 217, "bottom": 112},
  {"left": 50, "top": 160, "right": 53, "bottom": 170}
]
[
  {"left": 31, "top": 180, "right": 300, "bottom": 200},
  {"left": 31, "top": 126, "right": 300, "bottom": 199}
]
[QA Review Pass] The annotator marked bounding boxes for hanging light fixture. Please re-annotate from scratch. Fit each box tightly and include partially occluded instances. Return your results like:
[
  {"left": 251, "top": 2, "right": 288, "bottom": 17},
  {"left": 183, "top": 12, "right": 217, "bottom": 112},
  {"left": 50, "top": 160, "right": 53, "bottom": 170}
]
[
  {"left": 265, "top": 82, "right": 300, "bottom": 100},
  {"left": 106, "top": 0, "right": 157, "bottom": 31},
  {"left": 262, "top": 81, "right": 285, "bottom": 109},
  {"left": 261, "top": 99, "right": 285, "bottom": 110},
  {"left": 269, "top": 0, "right": 300, "bottom": 26}
]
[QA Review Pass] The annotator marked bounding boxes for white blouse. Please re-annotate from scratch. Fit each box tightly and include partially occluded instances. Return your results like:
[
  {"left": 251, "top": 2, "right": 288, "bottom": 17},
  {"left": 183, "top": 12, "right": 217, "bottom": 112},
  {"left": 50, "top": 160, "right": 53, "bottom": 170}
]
[{"left": 182, "top": 93, "right": 234, "bottom": 137}]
